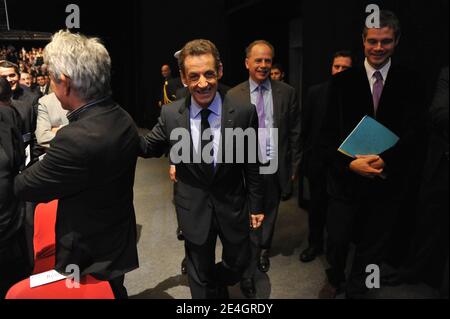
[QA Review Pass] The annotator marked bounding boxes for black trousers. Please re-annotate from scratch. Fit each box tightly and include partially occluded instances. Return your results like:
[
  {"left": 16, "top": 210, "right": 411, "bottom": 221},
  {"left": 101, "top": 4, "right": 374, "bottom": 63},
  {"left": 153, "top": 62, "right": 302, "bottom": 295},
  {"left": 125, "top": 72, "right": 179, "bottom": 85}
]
[
  {"left": 307, "top": 173, "right": 328, "bottom": 249},
  {"left": 109, "top": 275, "right": 128, "bottom": 299},
  {"left": 243, "top": 172, "right": 281, "bottom": 279},
  {"left": 0, "top": 227, "right": 31, "bottom": 299},
  {"left": 185, "top": 213, "right": 250, "bottom": 299},
  {"left": 325, "top": 196, "right": 400, "bottom": 297},
  {"left": 402, "top": 155, "right": 449, "bottom": 289}
]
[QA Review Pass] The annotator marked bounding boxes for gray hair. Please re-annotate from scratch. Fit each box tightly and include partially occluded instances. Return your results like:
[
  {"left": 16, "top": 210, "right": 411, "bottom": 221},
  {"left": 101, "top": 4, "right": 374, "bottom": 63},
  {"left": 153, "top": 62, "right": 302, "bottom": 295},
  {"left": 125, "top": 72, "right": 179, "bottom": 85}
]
[{"left": 44, "top": 30, "right": 111, "bottom": 101}]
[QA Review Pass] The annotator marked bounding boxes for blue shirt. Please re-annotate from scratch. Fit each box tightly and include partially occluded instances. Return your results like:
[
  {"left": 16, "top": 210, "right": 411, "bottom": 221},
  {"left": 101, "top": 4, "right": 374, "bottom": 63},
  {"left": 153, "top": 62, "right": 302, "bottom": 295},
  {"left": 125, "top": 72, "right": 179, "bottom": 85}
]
[
  {"left": 249, "top": 78, "right": 275, "bottom": 161},
  {"left": 189, "top": 93, "right": 222, "bottom": 166}
]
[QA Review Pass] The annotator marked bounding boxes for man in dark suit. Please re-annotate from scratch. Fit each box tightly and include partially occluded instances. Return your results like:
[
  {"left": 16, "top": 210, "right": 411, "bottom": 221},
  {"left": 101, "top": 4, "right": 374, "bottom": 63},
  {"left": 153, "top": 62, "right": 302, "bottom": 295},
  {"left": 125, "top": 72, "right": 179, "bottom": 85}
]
[
  {"left": 13, "top": 30, "right": 140, "bottom": 299},
  {"left": 0, "top": 60, "right": 41, "bottom": 165},
  {"left": 1, "top": 61, "right": 43, "bottom": 268},
  {"left": 0, "top": 78, "right": 30, "bottom": 298},
  {"left": 385, "top": 66, "right": 448, "bottom": 296},
  {"left": 299, "top": 51, "right": 352, "bottom": 263},
  {"left": 227, "top": 40, "right": 301, "bottom": 298},
  {"left": 140, "top": 39, "right": 264, "bottom": 299},
  {"left": 36, "top": 74, "right": 51, "bottom": 96},
  {"left": 319, "top": 11, "right": 426, "bottom": 298}
]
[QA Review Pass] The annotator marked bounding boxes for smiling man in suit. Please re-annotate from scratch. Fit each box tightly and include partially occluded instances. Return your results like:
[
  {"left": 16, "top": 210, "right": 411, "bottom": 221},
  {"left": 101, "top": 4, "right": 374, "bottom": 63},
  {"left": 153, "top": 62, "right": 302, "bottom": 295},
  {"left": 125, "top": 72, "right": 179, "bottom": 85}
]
[
  {"left": 227, "top": 40, "right": 301, "bottom": 298},
  {"left": 140, "top": 39, "right": 264, "bottom": 299},
  {"left": 319, "top": 11, "right": 426, "bottom": 299}
]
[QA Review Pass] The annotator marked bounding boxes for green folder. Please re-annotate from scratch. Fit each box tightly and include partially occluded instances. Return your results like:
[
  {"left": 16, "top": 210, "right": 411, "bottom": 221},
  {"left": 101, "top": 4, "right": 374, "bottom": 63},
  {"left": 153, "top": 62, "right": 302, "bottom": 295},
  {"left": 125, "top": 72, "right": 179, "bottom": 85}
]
[{"left": 338, "top": 116, "right": 400, "bottom": 158}]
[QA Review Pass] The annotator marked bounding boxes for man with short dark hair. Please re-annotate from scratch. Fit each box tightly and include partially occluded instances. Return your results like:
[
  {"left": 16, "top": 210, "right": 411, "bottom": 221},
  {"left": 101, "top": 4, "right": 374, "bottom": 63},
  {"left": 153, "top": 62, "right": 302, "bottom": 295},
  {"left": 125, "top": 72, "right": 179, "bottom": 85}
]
[
  {"left": 140, "top": 39, "right": 264, "bottom": 299},
  {"left": 0, "top": 60, "right": 41, "bottom": 165},
  {"left": 270, "top": 63, "right": 285, "bottom": 82},
  {"left": 319, "top": 11, "right": 426, "bottom": 299},
  {"left": 299, "top": 50, "right": 353, "bottom": 264}
]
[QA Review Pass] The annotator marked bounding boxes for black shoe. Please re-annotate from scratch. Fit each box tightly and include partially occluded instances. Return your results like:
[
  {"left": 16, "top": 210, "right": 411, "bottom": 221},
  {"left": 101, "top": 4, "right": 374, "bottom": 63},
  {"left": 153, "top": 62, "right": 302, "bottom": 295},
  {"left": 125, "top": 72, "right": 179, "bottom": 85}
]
[
  {"left": 181, "top": 257, "right": 187, "bottom": 275},
  {"left": 300, "top": 246, "right": 323, "bottom": 263},
  {"left": 380, "top": 264, "right": 411, "bottom": 286},
  {"left": 258, "top": 251, "right": 270, "bottom": 273},
  {"left": 240, "top": 278, "right": 256, "bottom": 299},
  {"left": 176, "top": 227, "right": 185, "bottom": 241}
]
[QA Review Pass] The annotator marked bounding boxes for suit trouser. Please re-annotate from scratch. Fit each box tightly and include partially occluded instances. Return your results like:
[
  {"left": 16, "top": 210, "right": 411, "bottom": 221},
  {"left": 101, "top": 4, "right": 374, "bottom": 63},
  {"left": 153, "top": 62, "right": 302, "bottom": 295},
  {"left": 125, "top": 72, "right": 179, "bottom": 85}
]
[
  {"left": 243, "top": 172, "right": 281, "bottom": 279},
  {"left": 185, "top": 213, "right": 250, "bottom": 299},
  {"left": 307, "top": 173, "right": 328, "bottom": 249},
  {"left": 325, "top": 196, "right": 400, "bottom": 297},
  {"left": 403, "top": 156, "right": 449, "bottom": 288},
  {"left": 0, "top": 227, "right": 31, "bottom": 298},
  {"left": 109, "top": 275, "right": 128, "bottom": 299},
  {"left": 24, "top": 202, "right": 36, "bottom": 271}
]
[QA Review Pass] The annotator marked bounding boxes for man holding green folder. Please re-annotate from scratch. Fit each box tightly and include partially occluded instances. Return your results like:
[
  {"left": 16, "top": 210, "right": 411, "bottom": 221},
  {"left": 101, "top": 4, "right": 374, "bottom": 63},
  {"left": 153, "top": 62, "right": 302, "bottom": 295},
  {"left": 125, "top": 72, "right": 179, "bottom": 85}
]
[{"left": 319, "top": 10, "right": 426, "bottom": 299}]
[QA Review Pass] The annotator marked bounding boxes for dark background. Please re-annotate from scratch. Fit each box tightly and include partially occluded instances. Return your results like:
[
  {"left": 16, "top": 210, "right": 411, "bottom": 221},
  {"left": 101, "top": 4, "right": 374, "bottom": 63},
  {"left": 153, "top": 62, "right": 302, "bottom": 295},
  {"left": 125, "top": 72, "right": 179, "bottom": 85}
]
[{"left": 2, "top": 0, "right": 448, "bottom": 128}]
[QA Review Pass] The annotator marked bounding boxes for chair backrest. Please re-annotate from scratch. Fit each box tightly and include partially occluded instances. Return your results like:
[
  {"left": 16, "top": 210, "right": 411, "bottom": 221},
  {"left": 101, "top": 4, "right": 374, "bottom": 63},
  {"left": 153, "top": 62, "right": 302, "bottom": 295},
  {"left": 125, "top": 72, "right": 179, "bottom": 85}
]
[
  {"left": 5, "top": 275, "right": 115, "bottom": 299},
  {"left": 33, "top": 200, "right": 58, "bottom": 260}
]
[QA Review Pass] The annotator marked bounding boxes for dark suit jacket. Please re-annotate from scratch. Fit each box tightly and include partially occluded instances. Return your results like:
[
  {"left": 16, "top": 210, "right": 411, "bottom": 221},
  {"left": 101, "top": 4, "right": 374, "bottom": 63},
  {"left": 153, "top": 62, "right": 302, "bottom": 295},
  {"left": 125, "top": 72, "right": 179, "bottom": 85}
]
[
  {"left": 300, "top": 81, "right": 330, "bottom": 179},
  {"left": 321, "top": 65, "right": 426, "bottom": 201},
  {"left": 11, "top": 86, "right": 42, "bottom": 163},
  {"left": 140, "top": 90, "right": 263, "bottom": 246},
  {"left": 423, "top": 66, "right": 449, "bottom": 184},
  {"left": 14, "top": 98, "right": 140, "bottom": 280},
  {"left": 227, "top": 80, "right": 301, "bottom": 195},
  {"left": 0, "top": 105, "right": 25, "bottom": 245}
]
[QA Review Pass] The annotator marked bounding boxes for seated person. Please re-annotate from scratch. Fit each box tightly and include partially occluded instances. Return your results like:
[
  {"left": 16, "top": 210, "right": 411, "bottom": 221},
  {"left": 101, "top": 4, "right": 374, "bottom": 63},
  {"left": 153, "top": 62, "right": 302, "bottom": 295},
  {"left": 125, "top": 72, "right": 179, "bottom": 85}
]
[{"left": 35, "top": 92, "right": 69, "bottom": 149}]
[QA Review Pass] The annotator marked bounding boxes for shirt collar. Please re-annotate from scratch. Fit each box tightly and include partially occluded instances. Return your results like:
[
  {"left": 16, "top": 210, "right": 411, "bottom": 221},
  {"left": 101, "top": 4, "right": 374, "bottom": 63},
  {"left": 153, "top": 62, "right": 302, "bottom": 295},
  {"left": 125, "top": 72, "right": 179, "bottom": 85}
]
[
  {"left": 190, "top": 92, "right": 222, "bottom": 119},
  {"left": 67, "top": 96, "right": 110, "bottom": 123},
  {"left": 249, "top": 78, "right": 272, "bottom": 94},
  {"left": 364, "top": 58, "right": 391, "bottom": 82}
]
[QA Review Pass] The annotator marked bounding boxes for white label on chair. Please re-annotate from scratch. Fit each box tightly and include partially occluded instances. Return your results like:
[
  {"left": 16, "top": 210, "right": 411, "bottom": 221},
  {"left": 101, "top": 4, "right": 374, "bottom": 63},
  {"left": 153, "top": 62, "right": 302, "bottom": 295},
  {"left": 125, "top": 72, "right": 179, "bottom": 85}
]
[{"left": 30, "top": 270, "right": 68, "bottom": 288}]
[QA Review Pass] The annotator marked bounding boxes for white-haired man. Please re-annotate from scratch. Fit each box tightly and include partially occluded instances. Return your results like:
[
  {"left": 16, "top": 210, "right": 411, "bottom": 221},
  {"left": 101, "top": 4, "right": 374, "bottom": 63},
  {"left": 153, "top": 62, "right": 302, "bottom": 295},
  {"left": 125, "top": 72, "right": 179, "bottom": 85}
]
[{"left": 14, "top": 30, "right": 140, "bottom": 299}]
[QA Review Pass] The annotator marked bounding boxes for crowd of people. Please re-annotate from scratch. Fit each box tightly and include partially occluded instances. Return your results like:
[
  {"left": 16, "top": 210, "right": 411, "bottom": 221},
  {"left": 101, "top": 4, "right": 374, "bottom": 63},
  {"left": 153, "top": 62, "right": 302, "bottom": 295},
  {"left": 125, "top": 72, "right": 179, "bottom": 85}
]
[{"left": 0, "top": 9, "right": 448, "bottom": 300}]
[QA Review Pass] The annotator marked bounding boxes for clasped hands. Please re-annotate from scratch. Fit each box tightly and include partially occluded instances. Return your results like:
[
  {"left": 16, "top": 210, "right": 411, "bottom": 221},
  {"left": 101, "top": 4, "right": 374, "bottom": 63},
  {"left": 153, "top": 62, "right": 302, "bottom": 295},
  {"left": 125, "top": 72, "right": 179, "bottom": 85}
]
[
  {"left": 349, "top": 155, "right": 385, "bottom": 179},
  {"left": 250, "top": 213, "right": 265, "bottom": 229}
]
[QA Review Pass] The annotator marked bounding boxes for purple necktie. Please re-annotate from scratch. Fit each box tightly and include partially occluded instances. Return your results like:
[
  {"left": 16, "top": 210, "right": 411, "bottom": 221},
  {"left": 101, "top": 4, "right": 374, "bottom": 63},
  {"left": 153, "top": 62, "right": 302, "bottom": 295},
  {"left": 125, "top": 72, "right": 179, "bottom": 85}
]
[
  {"left": 256, "top": 85, "right": 266, "bottom": 129},
  {"left": 256, "top": 85, "right": 268, "bottom": 162},
  {"left": 372, "top": 71, "right": 384, "bottom": 115}
]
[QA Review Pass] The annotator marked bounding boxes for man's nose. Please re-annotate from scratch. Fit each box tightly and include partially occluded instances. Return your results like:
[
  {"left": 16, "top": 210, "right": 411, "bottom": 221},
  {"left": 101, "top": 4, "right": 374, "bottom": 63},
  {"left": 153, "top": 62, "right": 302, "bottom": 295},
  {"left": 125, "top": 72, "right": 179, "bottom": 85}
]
[{"left": 198, "top": 75, "right": 208, "bottom": 88}]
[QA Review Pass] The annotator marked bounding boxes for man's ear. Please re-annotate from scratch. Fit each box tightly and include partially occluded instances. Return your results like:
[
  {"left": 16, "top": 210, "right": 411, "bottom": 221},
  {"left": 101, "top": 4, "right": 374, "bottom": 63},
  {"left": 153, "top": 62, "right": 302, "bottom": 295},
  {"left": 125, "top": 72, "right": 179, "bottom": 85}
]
[
  {"left": 245, "top": 58, "right": 250, "bottom": 70},
  {"left": 179, "top": 70, "right": 187, "bottom": 86},
  {"left": 181, "top": 71, "right": 188, "bottom": 86},
  {"left": 60, "top": 74, "right": 71, "bottom": 96},
  {"left": 218, "top": 63, "right": 224, "bottom": 80}
]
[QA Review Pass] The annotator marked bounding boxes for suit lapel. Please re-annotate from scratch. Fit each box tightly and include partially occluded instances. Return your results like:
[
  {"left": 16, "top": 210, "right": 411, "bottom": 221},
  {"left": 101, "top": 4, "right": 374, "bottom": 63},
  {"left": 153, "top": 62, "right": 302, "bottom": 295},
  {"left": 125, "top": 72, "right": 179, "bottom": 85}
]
[
  {"left": 355, "top": 67, "right": 375, "bottom": 117},
  {"left": 376, "top": 66, "right": 398, "bottom": 118},
  {"left": 271, "top": 80, "right": 282, "bottom": 128},
  {"left": 0, "top": 125, "right": 13, "bottom": 170},
  {"left": 215, "top": 96, "right": 235, "bottom": 176},
  {"left": 175, "top": 96, "right": 201, "bottom": 176}
]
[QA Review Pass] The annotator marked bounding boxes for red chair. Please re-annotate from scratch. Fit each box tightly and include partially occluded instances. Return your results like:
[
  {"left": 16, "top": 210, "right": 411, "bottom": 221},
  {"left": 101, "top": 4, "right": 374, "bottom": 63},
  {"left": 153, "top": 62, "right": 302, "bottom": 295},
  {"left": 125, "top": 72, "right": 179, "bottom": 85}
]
[
  {"left": 32, "top": 200, "right": 58, "bottom": 274},
  {"left": 5, "top": 275, "right": 115, "bottom": 299},
  {"left": 6, "top": 200, "right": 115, "bottom": 299}
]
